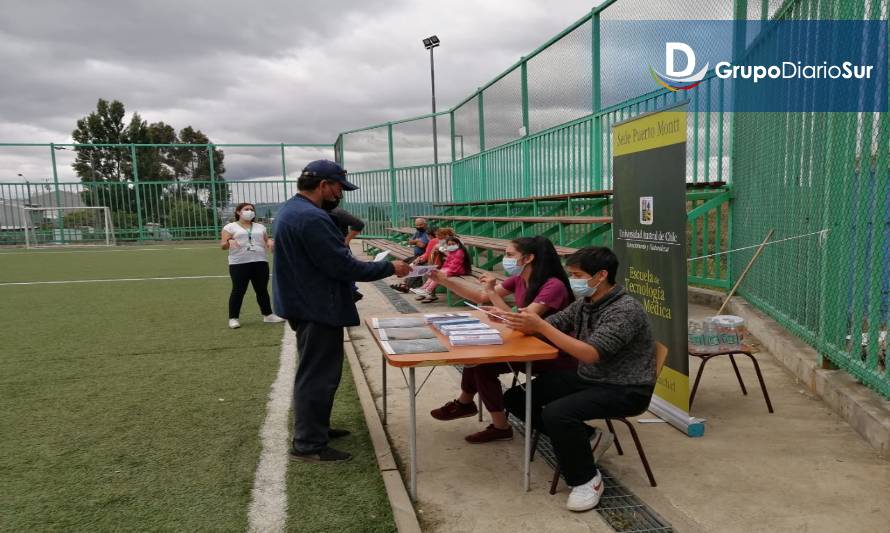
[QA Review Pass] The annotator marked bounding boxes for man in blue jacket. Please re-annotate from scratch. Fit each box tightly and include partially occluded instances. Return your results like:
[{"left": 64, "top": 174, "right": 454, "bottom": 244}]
[{"left": 274, "top": 159, "right": 411, "bottom": 462}]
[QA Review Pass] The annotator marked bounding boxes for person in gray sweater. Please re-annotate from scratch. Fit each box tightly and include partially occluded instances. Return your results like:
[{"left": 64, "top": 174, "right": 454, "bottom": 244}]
[{"left": 503, "top": 246, "right": 655, "bottom": 513}]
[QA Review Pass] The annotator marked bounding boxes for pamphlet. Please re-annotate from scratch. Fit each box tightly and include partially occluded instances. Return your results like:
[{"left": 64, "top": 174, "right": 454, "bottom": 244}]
[
  {"left": 380, "top": 338, "right": 448, "bottom": 355},
  {"left": 449, "top": 334, "right": 504, "bottom": 346},
  {"left": 431, "top": 318, "right": 481, "bottom": 329},
  {"left": 405, "top": 265, "right": 437, "bottom": 278},
  {"left": 437, "top": 322, "right": 490, "bottom": 333},
  {"left": 371, "top": 317, "right": 427, "bottom": 329},
  {"left": 440, "top": 328, "right": 500, "bottom": 337},
  {"left": 378, "top": 327, "right": 437, "bottom": 341},
  {"left": 424, "top": 312, "right": 473, "bottom": 322},
  {"left": 373, "top": 250, "right": 391, "bottom": 262}
]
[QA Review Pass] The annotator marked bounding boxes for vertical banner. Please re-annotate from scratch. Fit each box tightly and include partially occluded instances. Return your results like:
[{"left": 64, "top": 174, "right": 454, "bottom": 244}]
[{"left": 611, "top": 104, "right": 703, "bottom": 437}]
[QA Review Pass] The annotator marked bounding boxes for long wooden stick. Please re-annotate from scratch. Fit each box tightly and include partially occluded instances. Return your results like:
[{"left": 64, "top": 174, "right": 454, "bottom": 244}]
[{"left": 717, "top": 229, "right": 775, "bottom": 315}]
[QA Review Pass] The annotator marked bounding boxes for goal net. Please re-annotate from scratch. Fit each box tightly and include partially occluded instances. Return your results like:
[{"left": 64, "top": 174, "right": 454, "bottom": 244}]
[{"left": 21, "top": 206, "right": 115, "bottom": 248}]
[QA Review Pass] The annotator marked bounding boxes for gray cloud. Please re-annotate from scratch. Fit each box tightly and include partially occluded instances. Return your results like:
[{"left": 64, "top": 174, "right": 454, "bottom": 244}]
[{"left": 0, "top": 0, "right": 606, "bottom": 184}]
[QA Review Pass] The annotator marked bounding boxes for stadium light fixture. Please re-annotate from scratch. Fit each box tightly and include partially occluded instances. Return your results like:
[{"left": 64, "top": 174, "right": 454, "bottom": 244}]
[{"left": 422, "top": 35, "right": 441, "bottom": 201}]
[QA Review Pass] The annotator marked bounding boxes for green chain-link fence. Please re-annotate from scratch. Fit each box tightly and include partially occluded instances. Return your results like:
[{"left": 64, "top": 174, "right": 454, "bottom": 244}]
[
  {"left": 0, "top": 143, "right": 334, "bottom": 244},
  {"left": 732, "top": 0, "right": 890, "bottom": 395},
  {"left": 1, "top": 0, "right": 887, "bottom": 397}
]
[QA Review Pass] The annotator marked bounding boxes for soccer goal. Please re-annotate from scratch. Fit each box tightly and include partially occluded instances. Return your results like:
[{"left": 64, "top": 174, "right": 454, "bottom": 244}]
[{"left": 21, "top": 206, "right": 116, "bottom": 248}]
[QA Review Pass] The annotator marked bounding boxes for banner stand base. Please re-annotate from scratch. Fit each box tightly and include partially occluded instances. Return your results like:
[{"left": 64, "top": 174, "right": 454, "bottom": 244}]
[{"left": 648, "top": 396, "right": 706, "bottom": 437}]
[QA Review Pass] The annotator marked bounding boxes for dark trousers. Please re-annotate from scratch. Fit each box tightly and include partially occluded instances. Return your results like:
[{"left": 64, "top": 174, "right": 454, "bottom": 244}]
[
  {"left": 290, "top": 320, "right": 344, "bottom": 453},
  {"left": 228, "top": 261, "right": 273, "bottom": 318},
  {"left": 504, "top": 371, "right": 653, "bottom": 486},
  {"left": 461, "top": 358, "right": 578, "bottom": 413}
]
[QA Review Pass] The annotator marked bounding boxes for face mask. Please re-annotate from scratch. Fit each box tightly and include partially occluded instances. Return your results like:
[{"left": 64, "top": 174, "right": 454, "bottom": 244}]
[
  {"left": 570, "top": 277, "right": 601, "bottom": 298},
  {"left": 445, "top": 245, "right": 459, "bottom": 253},
  {"left": 502, "top": 257, "right": 524, "bottom": 276},
  {"left": 321, "top": 182, "right": 342, "bottom": 211},
  {"left": 240, "top": 210, "right": 255, "bottom": 221}
]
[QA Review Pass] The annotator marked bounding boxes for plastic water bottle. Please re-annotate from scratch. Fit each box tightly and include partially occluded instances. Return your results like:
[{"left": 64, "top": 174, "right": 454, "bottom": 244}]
[
  {"left": 688, "top": 320, "right": 704, "bottom": 348},
  {"left": 703, "top": 318, "right": 721, "bottom": 352}
]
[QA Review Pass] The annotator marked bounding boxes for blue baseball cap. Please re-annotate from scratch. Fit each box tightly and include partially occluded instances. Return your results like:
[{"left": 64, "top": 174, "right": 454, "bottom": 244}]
[{"left": 301, "top": 160, "right": 359, "bottom": 191}]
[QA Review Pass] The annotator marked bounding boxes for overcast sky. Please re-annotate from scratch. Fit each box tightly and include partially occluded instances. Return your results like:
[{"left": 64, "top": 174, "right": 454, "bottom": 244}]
[{"left": 0, "top": 0, "right": 617, "bottom": 183}]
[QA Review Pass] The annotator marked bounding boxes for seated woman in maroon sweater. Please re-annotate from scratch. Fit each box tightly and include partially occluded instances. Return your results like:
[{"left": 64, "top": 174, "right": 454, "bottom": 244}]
[{"left": 427, "top": 236, "right": 574, "bottom": 443}]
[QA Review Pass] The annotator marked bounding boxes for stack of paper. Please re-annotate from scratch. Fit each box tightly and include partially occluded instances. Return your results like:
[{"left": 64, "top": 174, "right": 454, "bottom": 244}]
[
  {"left": 430, "top": 317, "right": 481, "bottom": 330},
  {"left": 449, "top": 333, "right": 504, "bottom": 346},
  {"left": 380, "top": 338, "right": 448, "bottom": 354},
  {"left": 424, "top": 312, "right": 473, "bottom": 323},
  {"left": 378, "top": 327, "right": 437, "bottom": 340},
  {"left": 371, "top": 317, "right": 427, "bottom": 329},
  {"left": 426, "top": 315, "right": 505, "bottom": 346}
]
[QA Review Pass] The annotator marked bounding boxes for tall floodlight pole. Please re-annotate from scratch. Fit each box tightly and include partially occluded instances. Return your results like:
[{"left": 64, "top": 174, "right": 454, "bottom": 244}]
[{"left": 423, "top": 35, "right": 441, "bottom": 202}]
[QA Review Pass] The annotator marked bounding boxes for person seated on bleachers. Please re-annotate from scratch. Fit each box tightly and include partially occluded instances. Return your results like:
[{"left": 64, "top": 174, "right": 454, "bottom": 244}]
[
  {"left": 501, "top": 246, "right": 655, "bottom": 513},
  {"left": 390, "top": 227, "right": 454, "bottom": 293},
  {"left": 415, "top": 227, "right": 453, "bottom": 267},
  {"left": 406, "top": 217, "right": 430, "bottom": 260},
  {"left": 427, "top": 236, "right": 575, "bottom": 442},
  {"left": 412, "top": 236, "right": 470, "bottom": 303}
]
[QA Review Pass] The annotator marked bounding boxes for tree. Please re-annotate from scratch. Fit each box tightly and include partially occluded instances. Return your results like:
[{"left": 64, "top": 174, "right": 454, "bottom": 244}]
[
  {"left": 72, "top": 99, "right": 128, "bottom": 183},
  {"left": 72, "top": 99, "right": 230, "bottom": 224},
  {"left": 164, "top": 199, "right": 215, "bottom": 228},
  {"left": 174, "top": 127, "right": 230, "bottom": 210}
]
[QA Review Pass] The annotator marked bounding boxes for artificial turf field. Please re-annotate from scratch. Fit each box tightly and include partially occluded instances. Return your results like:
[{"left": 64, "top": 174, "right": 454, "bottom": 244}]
[{"left": 0, "top": 244, "right": 395, "bottom": 532}]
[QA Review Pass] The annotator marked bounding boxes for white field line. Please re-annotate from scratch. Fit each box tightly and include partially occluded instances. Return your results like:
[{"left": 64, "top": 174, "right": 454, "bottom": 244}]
[
  {"left": 247, "top": 326, "right": 295, "bottom": 533},
  {"left": 0, "top": 275, "right": 228, "bottom": 286}
]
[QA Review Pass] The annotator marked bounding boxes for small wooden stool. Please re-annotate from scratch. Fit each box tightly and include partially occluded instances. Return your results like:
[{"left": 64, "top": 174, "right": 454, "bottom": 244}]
[{"left": 688, "top": 343, "right": 774, "bottom": 413}]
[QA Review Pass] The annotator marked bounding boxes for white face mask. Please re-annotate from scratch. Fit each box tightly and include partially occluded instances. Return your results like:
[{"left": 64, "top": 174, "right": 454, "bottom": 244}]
[
  {"left": 502, "top": 257, "right": 524, "bottom": 276},
  {"left": 570, "top": 276, "right": 601, "bottom": 298},
  {"left": 240, "top": 210, "right": 255, "bottom": 221},
  {"left": 445, "top": 245, "right": 459, "bottom": 253}
]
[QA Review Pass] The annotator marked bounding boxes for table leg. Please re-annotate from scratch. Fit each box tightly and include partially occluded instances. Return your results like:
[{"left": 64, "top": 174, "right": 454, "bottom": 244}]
[
  {"left": 524, "top": 361, "right": 532, "bottom": 492},
  {"left": 382, "top": 355, "right": 388, "bottom": 426},
  {"left": 409, "top": 367, "right": 417, "bottom": 501}
]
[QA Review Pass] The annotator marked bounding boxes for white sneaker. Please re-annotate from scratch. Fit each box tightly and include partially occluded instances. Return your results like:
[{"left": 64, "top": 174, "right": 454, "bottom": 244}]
[
  {"left": 228, "top": 319, "right": 241, "bottom": 329},
  {"left": 566, "top": 471, "right": 604, "bottom": 512},
  {"left": 409, "top": 288, "right": 428, "bottom": 296},
  {"left": 590, "top": 427, "right": 615, "bottom": 464},
  {"left": 263, "top": 314, "right": 285, "bottom": 323}
]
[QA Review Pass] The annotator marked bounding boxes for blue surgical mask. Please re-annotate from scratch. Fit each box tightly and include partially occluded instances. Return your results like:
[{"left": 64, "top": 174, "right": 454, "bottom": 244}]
[
  {"left": 570, "top": 277, "right": 600, "bottom": 298},
  {"left": 502, "top": 257, "right": 523, "bottom": 276},
  {"left": 445, "top": 245, "right": 459, "bottom": 253}
]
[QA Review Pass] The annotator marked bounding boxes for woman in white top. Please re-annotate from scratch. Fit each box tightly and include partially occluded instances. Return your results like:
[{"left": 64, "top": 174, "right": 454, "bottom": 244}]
[{"left": 220, "top": 202, "right": 285, "bottom": 329}]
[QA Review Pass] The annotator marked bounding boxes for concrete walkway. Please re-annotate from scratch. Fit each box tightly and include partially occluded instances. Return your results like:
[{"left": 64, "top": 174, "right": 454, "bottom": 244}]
[{"left": 349, "top": 247, "right": 890, "bottom": 532}]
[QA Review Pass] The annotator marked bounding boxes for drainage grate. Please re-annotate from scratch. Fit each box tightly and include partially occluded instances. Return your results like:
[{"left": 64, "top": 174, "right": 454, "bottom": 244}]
[
  {"left": 509, "top": 414, "right": 673, "bottom": 533},
  {"left": 370, "top": 281, "right": 672, "bottom": 532},
  {"left": 372, "top": 280, "right": 420, "bottom": 314}
]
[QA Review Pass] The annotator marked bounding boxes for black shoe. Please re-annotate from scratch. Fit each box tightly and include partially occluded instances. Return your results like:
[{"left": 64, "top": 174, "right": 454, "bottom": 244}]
[
  {"left": 289, "top": 446, "right": 352, "bottom": 463},
  {"left": 328, "top": 428, "right": 351, "bottom": 439},
  {"left": 353, "top": 291, "right": 364, "bottom": 302}
]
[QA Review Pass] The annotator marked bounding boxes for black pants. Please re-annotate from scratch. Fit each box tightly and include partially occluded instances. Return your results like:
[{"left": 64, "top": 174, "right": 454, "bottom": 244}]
[
  {"left": 290, "top": 320, "right": 344, "bottom": 453},
  {"left": 504, "top": 371, "right": 653, "bottom": 487},
  {"left": 228, "top": 261, "right": 273, "bottom": 318}
]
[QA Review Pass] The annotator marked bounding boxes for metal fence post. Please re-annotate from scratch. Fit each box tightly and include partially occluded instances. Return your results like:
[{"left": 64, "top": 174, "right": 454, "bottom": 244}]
[
  {"left": 280, "top": 143, "right": 288, "bottom": 198},
  {"left": 478, "top": 90, "right": 486, "bottom": 200},
  {"left": 520, "top": 58, "right": 531, "bottom": 197},
  {"left": 49, "top": 143, "right": 64, "bottom": 244},
  {"left": 387, "top": 123, "right": 398, "bottom": 228},
  {"left": 130, "top": 144, "right": 144, "bottom": 242},
  {"left": 208, "top": 144, "right": 220, "bottom": 236},
  {"left": 591, "top": 11, "right": 603, "bottom": 191}
]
